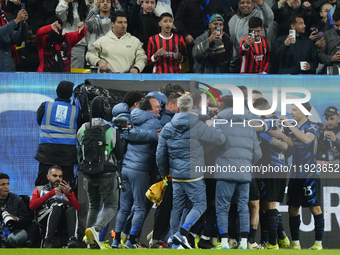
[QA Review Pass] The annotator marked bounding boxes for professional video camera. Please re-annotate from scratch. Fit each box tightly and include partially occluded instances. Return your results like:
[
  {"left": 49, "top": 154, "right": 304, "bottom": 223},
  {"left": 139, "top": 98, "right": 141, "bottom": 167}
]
[
  {"left": 0, "top": 207, "right": 15, "bottom": 230},
  {"left": 113, "top": 118, "right": 133, "bottom": 134}
]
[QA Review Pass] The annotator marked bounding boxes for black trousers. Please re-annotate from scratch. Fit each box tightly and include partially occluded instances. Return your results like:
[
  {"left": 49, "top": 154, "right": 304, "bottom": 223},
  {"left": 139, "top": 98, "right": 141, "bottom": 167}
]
[
  {"left": 153, "top": 181, "right": 173, "bottom": 241},
  {"left": 39, "top": 205, "right": 78, "bottom": 241}
]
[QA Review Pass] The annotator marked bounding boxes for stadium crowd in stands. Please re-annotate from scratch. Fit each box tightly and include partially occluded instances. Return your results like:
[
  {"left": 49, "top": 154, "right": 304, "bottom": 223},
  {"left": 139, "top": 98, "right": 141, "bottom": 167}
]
[{"left": 0, "top": 0, "right": 340, "bottom": 73}]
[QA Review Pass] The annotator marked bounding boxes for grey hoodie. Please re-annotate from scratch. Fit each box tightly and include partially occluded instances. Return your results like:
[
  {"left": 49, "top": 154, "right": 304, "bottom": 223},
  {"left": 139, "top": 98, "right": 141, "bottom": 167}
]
[
  {"left": 318, "top": 28, "right": 340, "bottom": 66},
  {"left": 85, "top": 4, "right": 124, "bottom": 48},
  {"left": 228, "top": 2, "right": 274, "bottom": 72}
]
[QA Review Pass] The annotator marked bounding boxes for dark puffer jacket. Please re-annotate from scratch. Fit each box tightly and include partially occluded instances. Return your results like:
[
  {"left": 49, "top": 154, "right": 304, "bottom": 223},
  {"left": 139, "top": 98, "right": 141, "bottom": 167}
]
[
  {"left": 122, "top": 107, "right": 162, "bottom": 173},
  {"left": 156, "top": 112, "right": 226, "bottom": 179},
  {"left": 214, "top": 107, "right": 262, "bottom": 182}
]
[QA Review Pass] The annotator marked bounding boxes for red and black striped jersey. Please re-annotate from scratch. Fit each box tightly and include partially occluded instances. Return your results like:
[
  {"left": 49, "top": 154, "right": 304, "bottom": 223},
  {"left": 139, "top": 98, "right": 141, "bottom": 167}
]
[
  {"left": 147, "top": 33, "right": 187, "bottom": 73},
  {"left": 239, "top": 36, "right": 270, "bottom": 74}
]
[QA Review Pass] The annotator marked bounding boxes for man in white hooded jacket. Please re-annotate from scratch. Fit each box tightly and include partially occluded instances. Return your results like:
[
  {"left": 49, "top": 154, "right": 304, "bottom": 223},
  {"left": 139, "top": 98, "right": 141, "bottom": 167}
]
[{"left": 86, "top": 11, "right": 147, "bottom": 73}]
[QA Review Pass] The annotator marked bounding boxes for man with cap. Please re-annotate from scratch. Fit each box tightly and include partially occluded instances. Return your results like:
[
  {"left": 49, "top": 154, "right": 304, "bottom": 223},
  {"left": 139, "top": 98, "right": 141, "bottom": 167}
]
[
  {"left": 35, "top": 81, "right": 82, "bottom": 188},
  {"left": 320, "top": 106, "right": 340, "bottom": 165},
  {"left": 174, "top": 0, "right": 223, "bottom": 72},
  {"left": 192, "top": 13, "right": 233, "bottom": 73}
]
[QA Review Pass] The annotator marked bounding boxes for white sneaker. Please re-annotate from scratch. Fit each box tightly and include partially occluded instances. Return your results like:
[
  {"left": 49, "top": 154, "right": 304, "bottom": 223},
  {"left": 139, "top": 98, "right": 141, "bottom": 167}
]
[
  {"left": 173, "top": 232, "right": 193, "bottom": 249},
  {"left": 248, "top": 242, "right": 263, "bottom": 250},
  {"left": 85, "top": 227, "right": 101, "bottom": 249}
]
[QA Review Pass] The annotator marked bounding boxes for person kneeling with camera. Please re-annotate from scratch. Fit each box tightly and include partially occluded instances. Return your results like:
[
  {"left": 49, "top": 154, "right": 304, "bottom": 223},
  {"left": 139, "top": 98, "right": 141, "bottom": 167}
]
[
  {"left": 29, "top": 166, "right": 80, "bottom": 248},
  {"left": 0, "top": 173, "right": 31, "bottom": 248}
]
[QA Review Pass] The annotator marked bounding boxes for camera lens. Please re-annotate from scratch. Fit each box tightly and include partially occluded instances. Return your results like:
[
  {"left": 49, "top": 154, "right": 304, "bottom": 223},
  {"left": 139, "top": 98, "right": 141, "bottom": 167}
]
[{"left": 2, "top": 210, "right": 15, "bottom": 229}]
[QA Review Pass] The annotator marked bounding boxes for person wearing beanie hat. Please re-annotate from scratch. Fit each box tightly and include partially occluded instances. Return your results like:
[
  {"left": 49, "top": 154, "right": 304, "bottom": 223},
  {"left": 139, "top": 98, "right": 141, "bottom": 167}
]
[
  {"left": 91, "top": 96, "right": 110, "bottom": 120},
  {"left": 56, "top": 81, "right": 75, "bottom": 99},
  {"left": 192, "top": 13, "right": 233, "bottom": 73},
  {"left": 35, "top": 81, "right": 82, "bottom": 188}
]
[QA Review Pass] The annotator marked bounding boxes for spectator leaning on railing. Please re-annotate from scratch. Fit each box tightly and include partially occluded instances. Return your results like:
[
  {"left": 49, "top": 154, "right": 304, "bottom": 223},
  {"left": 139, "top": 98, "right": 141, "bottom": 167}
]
[{"left": 86, "top": 11, "right": 147, "bottom": 73}]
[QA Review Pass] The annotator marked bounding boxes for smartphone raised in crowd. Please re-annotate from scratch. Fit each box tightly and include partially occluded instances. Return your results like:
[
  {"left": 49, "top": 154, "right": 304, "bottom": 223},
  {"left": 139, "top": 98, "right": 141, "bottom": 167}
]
[
  {"left": 214, "top": 26, "right": 221, "bottom": 35},
  {"left": 249, "top": 30, "right": 255, "bottom": 38},
  {"left": 289, "top": 29, "right": 296, "bottom": 44},
  {"left": 21, "top": 3, "right": 25, "bottom": 9}
]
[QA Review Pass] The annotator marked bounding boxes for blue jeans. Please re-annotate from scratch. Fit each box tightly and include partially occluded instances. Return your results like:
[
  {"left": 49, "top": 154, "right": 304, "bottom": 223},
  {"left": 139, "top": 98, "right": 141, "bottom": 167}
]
[{"left": 5, "top": 229, "right": 28, "bottom": 248}]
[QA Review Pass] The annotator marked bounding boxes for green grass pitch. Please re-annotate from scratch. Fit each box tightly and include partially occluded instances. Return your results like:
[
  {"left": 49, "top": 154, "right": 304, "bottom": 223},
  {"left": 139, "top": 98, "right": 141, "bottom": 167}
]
[{"left": 4, "top": 250, "right": 340, "bottom": 255}]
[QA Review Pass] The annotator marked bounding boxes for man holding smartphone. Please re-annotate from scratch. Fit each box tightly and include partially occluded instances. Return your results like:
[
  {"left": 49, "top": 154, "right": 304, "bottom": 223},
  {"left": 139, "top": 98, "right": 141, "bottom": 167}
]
[
  {"left": 192, "top": 13, "right": 232, "bottom": 73},
  {"left": 275, "top": 15, "right": 318, "bottom": 74},
  {"left": 29, "top": 166, "right": 81, "bottom": 248},
  {"left": 0, "top": 0, "right": 28, "bottom": 71},
  {"left": 239, "top": 17, "right": 270, "bottom": 73}
]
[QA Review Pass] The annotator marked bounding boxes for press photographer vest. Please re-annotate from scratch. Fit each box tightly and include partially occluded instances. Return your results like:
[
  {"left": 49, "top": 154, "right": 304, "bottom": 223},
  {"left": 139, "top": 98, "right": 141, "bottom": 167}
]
[{"left": 39, "top": 101, "right": 79, "bottom": 145}]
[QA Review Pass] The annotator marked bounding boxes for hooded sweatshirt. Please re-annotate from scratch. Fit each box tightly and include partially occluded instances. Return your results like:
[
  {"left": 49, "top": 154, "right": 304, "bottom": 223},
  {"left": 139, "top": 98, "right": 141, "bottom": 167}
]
[
  {"left": 85, "top": 4, "right": 124, "bottom": 48},
  {"left": 86, "top": 30, "right": 147, "bottom": 73},
  {"left": 156, "top": 112, "right": 226, "bottom": 180},
  {"left": 122, "top": 107, "right": 162, "bottom": 173},
  {"left": 112, "top": 102, "right": 131, "bottom": 122},
  {"left": 214, "top": 107, "right": 262, "bottom": 182},
  {"left": 228, "top": 2, "right": 274, "bottom": 72}
]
